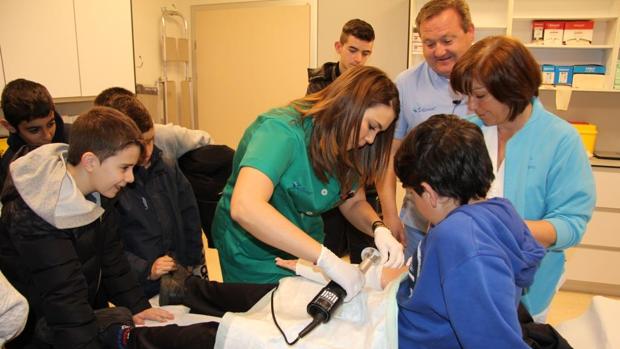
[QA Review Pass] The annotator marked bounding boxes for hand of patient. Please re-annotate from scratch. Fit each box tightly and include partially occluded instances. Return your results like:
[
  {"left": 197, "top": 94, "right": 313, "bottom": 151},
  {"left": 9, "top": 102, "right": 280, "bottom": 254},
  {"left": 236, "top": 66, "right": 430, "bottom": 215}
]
[
  {"left": 132, "top": 307, "right": 175, "bottom": 325},
  {"left": 149, "top": 255, "right": 178, "bottom": 280}
]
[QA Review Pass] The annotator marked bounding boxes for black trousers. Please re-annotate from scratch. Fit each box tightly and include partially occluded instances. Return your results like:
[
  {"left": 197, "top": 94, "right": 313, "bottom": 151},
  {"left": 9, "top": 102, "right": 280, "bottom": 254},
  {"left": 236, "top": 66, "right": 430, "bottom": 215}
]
[
  {"left": 322, "top": 187, "right": 379, "bottom": 263},
  {"left": 130, "top": 323, "right": 219, "bottom": 349},
  {"left": 183, "top": 278, "right": 276, "bottom": 317},
  {"left": 6, "top": 281, "right": 274, "bottom": 349},
  {"left": 129, "top": 280, "right": 276, "bottom": 349}
]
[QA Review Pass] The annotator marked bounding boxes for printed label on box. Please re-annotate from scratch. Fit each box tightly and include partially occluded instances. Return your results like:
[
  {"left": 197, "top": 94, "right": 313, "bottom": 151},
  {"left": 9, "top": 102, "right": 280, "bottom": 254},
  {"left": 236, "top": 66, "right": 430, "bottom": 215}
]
[
  {"left": 544, "top": 21, "right": 564, "bottom": 45},
  {"left": 541, "top": 64, "right": 555, "bottom": 84},
  {"left": 532, "top": 21, "right": 545, "bottom": 44},
  {"left": 555, "top": 65, "right": 573, "bottom": 85}
]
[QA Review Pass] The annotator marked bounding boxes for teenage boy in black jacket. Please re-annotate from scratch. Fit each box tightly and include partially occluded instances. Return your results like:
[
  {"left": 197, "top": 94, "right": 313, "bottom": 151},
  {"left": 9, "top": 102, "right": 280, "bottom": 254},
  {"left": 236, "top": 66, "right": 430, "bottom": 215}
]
[
  {"left": 102, "top": 95, "right": 205, "bottom": 299},
  {"left": 0, "top": 107, "right": 173, "bottom": 348}
]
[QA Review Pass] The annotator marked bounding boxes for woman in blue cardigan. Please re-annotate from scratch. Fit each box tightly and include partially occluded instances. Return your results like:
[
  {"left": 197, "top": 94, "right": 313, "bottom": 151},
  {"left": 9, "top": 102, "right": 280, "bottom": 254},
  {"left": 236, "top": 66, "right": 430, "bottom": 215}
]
[{"left": 450, "top": 35, "right": 596, "bottom": 322}]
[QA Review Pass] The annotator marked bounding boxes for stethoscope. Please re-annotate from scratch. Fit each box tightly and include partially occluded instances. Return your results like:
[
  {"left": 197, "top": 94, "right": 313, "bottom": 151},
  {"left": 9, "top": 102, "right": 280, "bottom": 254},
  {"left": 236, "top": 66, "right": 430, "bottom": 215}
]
[
  {"left": 451, "top": 99, "right": 462, "bottom": 114},
  {"left": 450, "top": 89, "right": 465, "bottom": 115}
]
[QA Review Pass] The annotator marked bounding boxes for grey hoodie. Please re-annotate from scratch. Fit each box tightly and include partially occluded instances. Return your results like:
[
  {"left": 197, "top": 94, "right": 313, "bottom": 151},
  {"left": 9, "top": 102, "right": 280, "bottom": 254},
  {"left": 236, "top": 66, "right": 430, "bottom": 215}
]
[
  {"left": 9, "top": 143, "right": 104, "bottom": 229},
  {"left": 0, "top": 269, "right": 28, "bottom": 346}
]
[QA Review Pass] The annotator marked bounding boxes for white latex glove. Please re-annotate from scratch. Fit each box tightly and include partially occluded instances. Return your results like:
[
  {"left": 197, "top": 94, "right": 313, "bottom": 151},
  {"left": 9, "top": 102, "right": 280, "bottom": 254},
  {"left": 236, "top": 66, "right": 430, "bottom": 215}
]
[
  {"left": 316, "top": 245, "right": 365, "bottom": 301},
  {"left": 295, "top": 259, "right": 384, "bottom": 291},
  {"left": 374, "top": 226, "right": 405, "bottom": 268}
]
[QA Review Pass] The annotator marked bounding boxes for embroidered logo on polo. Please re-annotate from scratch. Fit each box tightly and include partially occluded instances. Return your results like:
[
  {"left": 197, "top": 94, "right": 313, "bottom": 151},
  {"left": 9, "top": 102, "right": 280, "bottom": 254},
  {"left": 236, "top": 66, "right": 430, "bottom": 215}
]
[
  {"left": 413, "top": 106, "right": 437, "bottom": 113},
  {"left": 290, "top": 181, "right": 311, "bottom": 195}
]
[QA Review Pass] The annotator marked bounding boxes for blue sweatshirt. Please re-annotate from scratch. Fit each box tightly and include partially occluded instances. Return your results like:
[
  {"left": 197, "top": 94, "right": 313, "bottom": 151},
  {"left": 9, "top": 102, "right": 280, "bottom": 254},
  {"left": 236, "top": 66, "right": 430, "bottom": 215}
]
[{"left": 397, "top": 198, "right": 545, "bottom": 348}]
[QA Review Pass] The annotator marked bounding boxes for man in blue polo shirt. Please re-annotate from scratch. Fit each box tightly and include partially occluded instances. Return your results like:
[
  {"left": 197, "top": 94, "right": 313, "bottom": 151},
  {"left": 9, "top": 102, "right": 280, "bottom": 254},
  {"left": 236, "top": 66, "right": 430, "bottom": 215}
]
[{"left": 377, "top": 0, "right": 475, "bottom": 258}]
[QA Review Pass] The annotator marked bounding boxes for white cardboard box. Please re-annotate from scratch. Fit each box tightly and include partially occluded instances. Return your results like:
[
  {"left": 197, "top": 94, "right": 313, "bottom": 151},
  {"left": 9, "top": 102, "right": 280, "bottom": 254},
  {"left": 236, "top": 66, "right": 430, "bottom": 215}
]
[
  {"left": 564, "top": 21, "right": 594, "bottom": 45},
  {"left": 573, "top": 74, "right": 606, "bottom": 89},
  {"left": 544, "top": 21, "right": 564, "bottom": 45}
]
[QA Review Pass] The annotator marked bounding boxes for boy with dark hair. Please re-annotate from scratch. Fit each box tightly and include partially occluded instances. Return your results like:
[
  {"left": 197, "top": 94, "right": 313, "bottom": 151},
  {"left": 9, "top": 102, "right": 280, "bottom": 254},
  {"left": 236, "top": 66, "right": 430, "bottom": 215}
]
[
  {"left": 95, "top": 86, "right": 234, "bottom": 249},
  {"left": 103, "top": 95, "right": 206, "bottom": 300},
  {"left": 0, "top": 107, "right": 174, "bottom": 348},
  {"left": 0, "top": 78, "right": 70, "bottom": 189},
  {"left": 307, "top": 18, "right": 375, "bottom": 94},
  {"left": 93, "top": 87, "right": 214, "bottom": 160},
  {"left": 394, "top": 114, "right": 545, "bottom": 348},
  {"left": 93, "top": 87, "right": 134, "bottom": 106}
]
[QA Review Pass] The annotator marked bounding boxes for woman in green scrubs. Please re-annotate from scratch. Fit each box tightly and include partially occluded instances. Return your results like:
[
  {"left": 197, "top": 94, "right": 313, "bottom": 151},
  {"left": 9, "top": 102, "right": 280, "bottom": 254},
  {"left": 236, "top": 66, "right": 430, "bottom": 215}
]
[{"left": 212, "top": 66, "right": 404, "bottom": 301}]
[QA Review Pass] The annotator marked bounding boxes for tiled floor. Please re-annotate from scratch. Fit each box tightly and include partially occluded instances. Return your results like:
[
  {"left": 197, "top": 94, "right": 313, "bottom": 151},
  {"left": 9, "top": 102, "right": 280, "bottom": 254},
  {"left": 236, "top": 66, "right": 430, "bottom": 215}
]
[{"left": 202, "top": 237, "right": 613, "bottom": 327}]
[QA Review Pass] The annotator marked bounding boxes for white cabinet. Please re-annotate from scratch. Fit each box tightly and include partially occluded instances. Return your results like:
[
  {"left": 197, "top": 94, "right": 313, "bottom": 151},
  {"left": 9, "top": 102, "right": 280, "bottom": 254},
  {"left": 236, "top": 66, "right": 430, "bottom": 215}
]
[
  {"left": 74, "top": 0, "right": 135, "bottom": 97},
  {"left": 564, "top": 165, "right": 620, "bottom": 296},
  {"left": 0, "top": 0, "right": 134, "bottom": 99},
  {"left": 0, "top": 0, "right": 81, "bottom": 98},
  {"left": 408, "top": 0, "right": 620, "bottom": 91}
]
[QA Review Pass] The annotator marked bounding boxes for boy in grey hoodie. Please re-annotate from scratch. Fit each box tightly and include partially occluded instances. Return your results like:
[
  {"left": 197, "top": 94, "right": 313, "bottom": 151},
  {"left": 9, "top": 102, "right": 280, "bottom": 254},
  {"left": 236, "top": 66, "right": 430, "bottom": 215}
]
[{"left": 0, "top": 107, "right": 173, "bottom": 348}]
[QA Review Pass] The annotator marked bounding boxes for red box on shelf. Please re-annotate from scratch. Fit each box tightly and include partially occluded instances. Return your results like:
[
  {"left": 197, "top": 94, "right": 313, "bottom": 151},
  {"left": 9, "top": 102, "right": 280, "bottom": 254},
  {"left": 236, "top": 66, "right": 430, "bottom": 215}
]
[{"left": 563, "top": 20, "right": 594, "bottom": 45}]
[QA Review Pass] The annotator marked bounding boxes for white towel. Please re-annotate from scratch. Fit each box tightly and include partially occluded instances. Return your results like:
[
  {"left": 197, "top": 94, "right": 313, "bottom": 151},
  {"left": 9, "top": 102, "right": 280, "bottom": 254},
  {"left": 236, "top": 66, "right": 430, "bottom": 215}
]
[
  {"left": 215, "top": 275, "right": 403, "bottom": 349},
  {"left": 142, "top": 295, "right": 221, "bottom": 327}
]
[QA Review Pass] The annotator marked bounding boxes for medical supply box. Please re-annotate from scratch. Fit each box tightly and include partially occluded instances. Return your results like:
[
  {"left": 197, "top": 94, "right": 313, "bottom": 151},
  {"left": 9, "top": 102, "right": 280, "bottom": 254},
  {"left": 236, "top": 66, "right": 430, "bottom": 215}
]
[
  {"left": 541, "top": 64, "right": 556, "bottom": 84},
  {"left": 563, "top": 20, "right": 594, "bottom": 45},
  {"left": 572, "top": 64, "right": 605, "bottom": 89},
  {"left": 554, "top": 66, "right": 574, "bottom": 85},
  {"left": 544, "top": 21, "right": 564, "bottom": 45}
]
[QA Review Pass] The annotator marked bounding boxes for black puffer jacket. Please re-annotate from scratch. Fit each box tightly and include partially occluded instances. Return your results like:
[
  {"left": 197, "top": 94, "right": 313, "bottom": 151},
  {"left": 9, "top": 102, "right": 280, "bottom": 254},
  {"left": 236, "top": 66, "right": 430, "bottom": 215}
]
[
  {"left": 0, "top": 175, "right": 150, "bottom": 348},
  {"left": 116, "top": 146, "right": 204, "bottom": 297},
  {"left": 306, "top": 61, "right": 340, "bottom": 95},
  {"left": 178, "top": 144, "right": 235, "bottom": 248}
]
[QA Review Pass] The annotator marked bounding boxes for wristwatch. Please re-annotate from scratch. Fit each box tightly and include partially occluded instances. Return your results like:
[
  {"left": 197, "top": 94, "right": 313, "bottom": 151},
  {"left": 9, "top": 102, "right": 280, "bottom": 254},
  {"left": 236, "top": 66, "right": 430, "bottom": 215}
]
[{"left": 372, "top": 220, "right": 386, "bottom": 232}]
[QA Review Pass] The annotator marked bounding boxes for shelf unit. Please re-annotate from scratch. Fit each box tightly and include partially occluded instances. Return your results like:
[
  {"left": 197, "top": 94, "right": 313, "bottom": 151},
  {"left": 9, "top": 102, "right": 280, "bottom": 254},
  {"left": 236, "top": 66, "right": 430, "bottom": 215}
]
[{"left": 408, "top": 0, "right": 620, "bottom": 91}]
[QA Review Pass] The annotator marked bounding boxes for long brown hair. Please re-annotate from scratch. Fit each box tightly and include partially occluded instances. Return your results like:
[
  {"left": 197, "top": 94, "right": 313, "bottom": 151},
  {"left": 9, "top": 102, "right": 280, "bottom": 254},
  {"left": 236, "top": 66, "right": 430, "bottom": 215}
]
[{"left": 292, "top": 66, "right": 399, "bottom": 194}]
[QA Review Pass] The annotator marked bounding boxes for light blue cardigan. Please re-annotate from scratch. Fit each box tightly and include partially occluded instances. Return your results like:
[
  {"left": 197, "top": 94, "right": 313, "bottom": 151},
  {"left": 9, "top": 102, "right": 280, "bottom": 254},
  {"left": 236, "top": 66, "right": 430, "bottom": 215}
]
[{"left": 468, "top": 98, "right": 596, "bottom": 315}]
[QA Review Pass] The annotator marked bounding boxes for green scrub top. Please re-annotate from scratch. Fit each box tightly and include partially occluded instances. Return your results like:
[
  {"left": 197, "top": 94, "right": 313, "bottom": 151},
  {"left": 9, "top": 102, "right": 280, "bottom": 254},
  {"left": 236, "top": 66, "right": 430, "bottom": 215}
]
[{"left": 212, "top": 107, "right": 349, "bottom": 283}]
